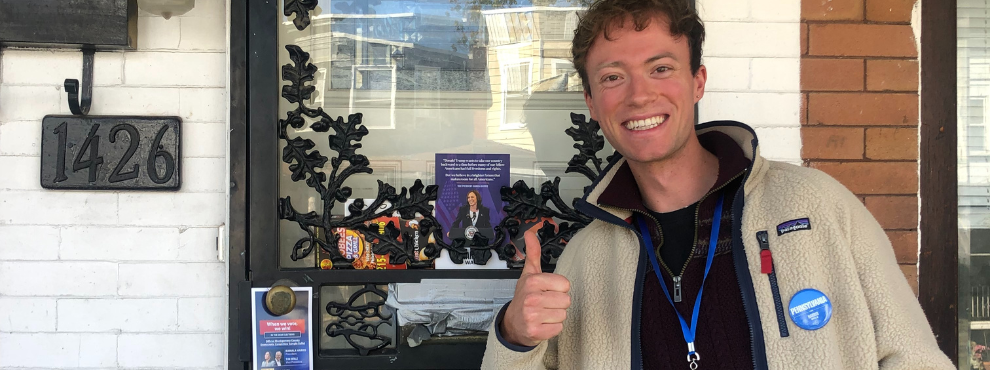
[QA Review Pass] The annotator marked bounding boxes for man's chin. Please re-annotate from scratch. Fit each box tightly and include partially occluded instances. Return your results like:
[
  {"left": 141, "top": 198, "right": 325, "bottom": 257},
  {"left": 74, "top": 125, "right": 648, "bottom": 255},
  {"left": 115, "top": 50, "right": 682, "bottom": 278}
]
[{"left": 620, "top": 151, "right": 674, "bottom": 165}]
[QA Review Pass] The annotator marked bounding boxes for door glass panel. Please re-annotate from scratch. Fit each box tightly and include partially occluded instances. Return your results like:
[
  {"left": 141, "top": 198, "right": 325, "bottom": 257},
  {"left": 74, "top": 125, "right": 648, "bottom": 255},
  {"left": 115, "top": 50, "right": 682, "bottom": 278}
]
[
  {"left": 274, "top": 0, "right": 603, "bottom": 359},
  {"left": 276, "top": 0, "right": 601, "bottom": 269},
  {"left": 959, "top": 1, "right": 990, "bottom": 368}
]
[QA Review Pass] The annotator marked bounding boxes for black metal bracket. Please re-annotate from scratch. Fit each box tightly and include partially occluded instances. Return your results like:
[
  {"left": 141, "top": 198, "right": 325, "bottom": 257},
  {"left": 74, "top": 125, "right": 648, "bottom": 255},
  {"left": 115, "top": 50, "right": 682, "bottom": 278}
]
[{"left": 64, "top": 48, "right": 95, "bottom": 116}]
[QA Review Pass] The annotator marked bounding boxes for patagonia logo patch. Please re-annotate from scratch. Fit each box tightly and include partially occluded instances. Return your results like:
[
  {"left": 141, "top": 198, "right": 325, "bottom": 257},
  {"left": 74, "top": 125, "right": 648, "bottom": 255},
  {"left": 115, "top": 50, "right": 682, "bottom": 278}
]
[{"left": 777, "top": 218, "right": 811, "bottom": 236}]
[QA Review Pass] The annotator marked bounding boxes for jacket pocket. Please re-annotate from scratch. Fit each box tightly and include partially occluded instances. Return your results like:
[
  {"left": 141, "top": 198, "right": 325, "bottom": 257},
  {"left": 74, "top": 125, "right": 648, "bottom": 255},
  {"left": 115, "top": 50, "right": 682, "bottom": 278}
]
[{"left": 756, "top": 231, "right": 789, "bottom": 338}]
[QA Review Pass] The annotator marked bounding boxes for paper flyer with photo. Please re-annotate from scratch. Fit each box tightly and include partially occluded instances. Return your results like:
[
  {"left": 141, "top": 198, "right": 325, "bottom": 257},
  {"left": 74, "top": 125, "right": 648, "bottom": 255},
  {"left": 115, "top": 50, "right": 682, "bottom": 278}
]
[
  {"left": 252, "top": 287, "right": 313, "bottom": 370},
  {"left": 434, "top": 153, "right": 510, "bottom": 268}
]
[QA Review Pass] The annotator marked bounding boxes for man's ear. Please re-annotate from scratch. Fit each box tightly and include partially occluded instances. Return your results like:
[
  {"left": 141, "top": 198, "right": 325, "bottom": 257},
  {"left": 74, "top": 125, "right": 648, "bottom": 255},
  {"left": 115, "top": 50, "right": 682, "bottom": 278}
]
[
  {"left": 584, "top": 90, "right": 598, "bottom": 121},
  {"left": 693, "top": 65, "right": 707, "bottom": 104}
]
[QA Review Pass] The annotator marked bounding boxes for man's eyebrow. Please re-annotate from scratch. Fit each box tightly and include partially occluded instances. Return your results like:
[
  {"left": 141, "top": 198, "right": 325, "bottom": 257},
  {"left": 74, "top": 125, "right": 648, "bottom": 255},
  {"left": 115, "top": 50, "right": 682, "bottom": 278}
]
[
  {"left": 592, "top": 53, "right": 679, "bottom": 72},
  {"left": 645, "top": 52, "right": 677, "bottom": 64},
  {"left": 593, "top": 60, "right": 623, "bottom": 72}
]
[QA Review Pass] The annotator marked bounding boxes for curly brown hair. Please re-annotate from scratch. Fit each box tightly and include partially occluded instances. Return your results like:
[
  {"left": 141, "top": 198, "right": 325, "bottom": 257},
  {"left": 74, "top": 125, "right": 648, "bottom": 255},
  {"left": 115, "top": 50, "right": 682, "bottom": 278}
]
[{"left": 572, "top": 0, "right": 705, "bottom": 95}]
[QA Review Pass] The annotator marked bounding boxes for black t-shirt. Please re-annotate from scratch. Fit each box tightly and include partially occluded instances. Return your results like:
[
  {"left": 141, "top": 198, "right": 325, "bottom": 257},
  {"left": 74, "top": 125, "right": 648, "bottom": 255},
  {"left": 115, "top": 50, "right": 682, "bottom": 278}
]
[{"left": 648, "top": 202, "right": 699, "bottom": 275}]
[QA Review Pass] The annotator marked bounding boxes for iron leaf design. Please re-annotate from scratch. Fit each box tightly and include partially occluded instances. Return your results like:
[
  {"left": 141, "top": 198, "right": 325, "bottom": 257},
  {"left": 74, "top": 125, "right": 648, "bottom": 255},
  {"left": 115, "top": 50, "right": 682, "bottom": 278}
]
[
  {"left": 278, "top": 196, "right": 321, "bottom": 228},
  {"left": 362, "top": 221, "right": 410, "bottom": 264},
  {"left": 501, "top": 180, "right": 554, "bottom": 221},
  {"left": 540, "top": 177, "right": 593, "bottom": 224},
  {"left": 284, "top": 0, "right": 319, "bottom": 31},
  {"left": 337, "top": 181, "right": 394, "bottom": 229},
  {"left": 564, "top": 113, "right": 605, "bottom": 181},
  {"left": 327, "top": 113, "right": 370, "bottom": 168},
  {"left": 281, "top": 45, "right": 319, "bottom": 107},
  {"left": 310, "top": 114, "right": 333, "bottom": 132},
  {"left": 282, "top": 137, "right": 328, "bottom": 192},
  {"left": 389, "top": 179, "right": 437, "bottom": 220},
  {"left": 539, "top": 221, "right": 582, "bottom": 261}
]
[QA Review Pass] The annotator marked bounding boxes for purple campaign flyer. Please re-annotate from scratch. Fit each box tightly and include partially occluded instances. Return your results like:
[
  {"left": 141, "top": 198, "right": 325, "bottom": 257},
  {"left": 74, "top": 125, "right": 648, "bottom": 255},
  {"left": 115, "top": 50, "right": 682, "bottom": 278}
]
[{"left": 435, "top": 153, "right": 510, "bottom": 267}]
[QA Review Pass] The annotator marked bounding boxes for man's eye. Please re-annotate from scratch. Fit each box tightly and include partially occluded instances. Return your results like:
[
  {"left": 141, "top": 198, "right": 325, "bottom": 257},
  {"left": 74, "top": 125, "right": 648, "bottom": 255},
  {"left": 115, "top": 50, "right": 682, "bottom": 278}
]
[
  {"left": 655, "top": 66, "right": 670, "bottom": 73},
  {"left": 603, "top": 75, "right": 619, "bottom": 82}
]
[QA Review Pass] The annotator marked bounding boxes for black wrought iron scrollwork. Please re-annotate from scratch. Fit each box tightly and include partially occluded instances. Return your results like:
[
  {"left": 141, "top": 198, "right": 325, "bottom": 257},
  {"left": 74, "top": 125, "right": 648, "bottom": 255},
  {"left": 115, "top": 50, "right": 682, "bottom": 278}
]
[
  {"left": 284, "top": 0, "right": 319, "bottom": 31},
  {"left": 277, "top": 40, "right": 610, "bottom": 269},
  {"left": 565, "top": 112, "right": 607, "bottom": 181},
  {"left": 325, "top": 284, "right": 393, "bottom": 356},
  {"left": 492, "top": 113, "right": 606, "bottom": 269}
]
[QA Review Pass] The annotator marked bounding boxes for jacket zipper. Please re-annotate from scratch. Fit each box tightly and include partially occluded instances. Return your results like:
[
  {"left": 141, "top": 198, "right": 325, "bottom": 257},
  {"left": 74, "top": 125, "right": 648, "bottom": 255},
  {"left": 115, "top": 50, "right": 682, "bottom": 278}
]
[
  {"left": 730, "top": 184, "right": 769, "bottom": 370},
  {"left": 634, "top": 236, "right": 648, "bottom": 370},
  {"left": 756, "top": 231, "right": 789, "bottom": 338},
  {"left": 650, "top": 171, "right": 745, "bottom": 302},
  {"left": 622, "top": 170, "right": 745, "bottom": 367}
]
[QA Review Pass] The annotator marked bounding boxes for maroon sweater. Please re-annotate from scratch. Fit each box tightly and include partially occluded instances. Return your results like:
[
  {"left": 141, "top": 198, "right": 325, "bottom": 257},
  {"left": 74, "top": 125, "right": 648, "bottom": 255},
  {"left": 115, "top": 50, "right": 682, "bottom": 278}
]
[{"left": 597, "top": 132, "right": 754, "bottom": 369}]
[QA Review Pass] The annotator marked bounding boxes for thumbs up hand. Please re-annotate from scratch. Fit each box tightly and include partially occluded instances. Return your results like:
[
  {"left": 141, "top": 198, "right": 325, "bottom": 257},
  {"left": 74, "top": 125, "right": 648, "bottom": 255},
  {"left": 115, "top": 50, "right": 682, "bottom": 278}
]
[{"left": 500, "top": 224, "right": 572, "bottom": 347}]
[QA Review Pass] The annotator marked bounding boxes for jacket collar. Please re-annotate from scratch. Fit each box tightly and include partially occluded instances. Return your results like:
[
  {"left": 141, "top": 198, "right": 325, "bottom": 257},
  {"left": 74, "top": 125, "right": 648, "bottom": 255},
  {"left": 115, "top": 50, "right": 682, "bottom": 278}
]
[{"left": 576, "top": 121, "right": 766, "bottom": 223}]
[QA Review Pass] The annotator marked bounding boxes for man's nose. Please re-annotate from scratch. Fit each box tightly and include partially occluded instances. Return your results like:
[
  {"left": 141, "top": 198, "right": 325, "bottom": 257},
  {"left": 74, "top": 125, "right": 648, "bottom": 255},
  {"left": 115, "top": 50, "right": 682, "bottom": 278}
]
[{"left": 627, "top": 74, "right": 656, "bottom": 108}]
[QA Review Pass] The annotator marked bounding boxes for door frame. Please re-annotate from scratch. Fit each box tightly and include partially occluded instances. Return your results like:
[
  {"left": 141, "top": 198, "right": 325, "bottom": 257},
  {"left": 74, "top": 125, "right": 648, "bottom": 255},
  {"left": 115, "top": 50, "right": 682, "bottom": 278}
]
[
  {"left": 919, "top": 0, "right": 958, "bottom": 363},
  {"left": 228, "top": 0, "right": 248, "bottom": 366},
  {"left": 919, "top": 0, "right": 958, "bottom": 364}
]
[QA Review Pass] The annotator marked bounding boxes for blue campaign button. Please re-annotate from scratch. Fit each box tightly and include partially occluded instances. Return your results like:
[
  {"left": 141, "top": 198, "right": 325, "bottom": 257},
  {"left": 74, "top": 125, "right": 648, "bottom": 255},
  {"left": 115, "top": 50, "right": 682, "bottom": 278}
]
[{"left": 788, "top": 289, "right": 832, "bottom": 330}]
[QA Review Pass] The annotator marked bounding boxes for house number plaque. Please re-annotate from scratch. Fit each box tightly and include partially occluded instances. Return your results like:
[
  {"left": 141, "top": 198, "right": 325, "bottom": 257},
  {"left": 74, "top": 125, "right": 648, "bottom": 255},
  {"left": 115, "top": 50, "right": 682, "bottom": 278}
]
[{"left": 40, "top": 116, "right": 181, "bottom": 190}]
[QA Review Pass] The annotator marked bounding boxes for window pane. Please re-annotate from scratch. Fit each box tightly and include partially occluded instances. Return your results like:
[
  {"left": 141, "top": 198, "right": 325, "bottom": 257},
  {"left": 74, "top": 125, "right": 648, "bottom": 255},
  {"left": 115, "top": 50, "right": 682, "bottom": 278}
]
[
  {"left": 276, "top": 0, "right": 602, "bottom": 269},
  {"left": 959, "top": 1, "right": 990, "bottom": 367}
]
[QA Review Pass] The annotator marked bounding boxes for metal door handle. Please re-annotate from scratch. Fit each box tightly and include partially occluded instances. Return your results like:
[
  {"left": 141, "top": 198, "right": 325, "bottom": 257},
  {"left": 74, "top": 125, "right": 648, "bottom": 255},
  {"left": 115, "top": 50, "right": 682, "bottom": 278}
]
[{"left": 265, "top": 285, "right": 296, "bottom": 316}]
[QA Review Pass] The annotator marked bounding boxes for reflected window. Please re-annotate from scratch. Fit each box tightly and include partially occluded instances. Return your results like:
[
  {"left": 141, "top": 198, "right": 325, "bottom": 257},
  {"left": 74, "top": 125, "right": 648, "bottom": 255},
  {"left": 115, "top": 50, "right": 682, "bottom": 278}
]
[
  {"left": 278, "top": 0, "right": 603, "bottom": 270},
  {"left": 959, "top": 2, "right": 990, "bottom": 368}
]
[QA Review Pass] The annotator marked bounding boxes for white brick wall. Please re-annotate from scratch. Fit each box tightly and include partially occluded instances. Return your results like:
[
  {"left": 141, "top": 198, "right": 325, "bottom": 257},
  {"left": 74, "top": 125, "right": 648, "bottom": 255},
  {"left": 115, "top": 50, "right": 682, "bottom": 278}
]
[
  {"left": 697, "top": 0, "right": 803, "bottom": 164},
  {"left": 118, "top": 333, "right": 225, "bottom": 368},
  {"left": 0, "top": 333, "right": 118, "bottom": 368},
  {"left": 0, "top": 0, "right": 229, "bottom": 368}
]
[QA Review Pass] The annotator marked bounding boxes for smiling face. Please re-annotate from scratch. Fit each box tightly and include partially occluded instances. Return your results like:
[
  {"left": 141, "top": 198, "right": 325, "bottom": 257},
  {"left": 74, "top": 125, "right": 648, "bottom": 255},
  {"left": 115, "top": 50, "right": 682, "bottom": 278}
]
[
  {"left": 264, "top": 352, "right": 271, "bottom": 361},
  {"left": 467, "top": 192, "right": 478, "bottom": 207},
  {"left": 583, "top": 15, "right": 707, "bottom": 165},
  {"left": 275, "top": 352, "right": 282, "bottom": 360}
]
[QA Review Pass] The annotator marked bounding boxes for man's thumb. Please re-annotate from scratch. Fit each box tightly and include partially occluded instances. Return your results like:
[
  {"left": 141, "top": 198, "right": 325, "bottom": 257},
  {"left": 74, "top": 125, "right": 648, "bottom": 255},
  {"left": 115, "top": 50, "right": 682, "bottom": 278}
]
[{"left": 522, "top": 230, "right": 542, "bottom": 275}]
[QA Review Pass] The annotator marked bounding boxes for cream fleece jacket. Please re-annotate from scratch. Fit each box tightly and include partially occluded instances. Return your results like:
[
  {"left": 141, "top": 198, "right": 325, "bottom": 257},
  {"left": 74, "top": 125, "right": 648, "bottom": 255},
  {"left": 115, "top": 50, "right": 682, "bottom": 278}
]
[{"left": 481, "top": 122, "right": 953, "bottom": 370}]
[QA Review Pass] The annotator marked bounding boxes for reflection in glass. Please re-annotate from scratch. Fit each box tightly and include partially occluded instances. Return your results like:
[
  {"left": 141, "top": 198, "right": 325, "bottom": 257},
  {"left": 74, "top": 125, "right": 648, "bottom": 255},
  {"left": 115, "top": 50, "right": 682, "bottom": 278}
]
[
  {"left": 959, "top": 2, "right": 990, "bottom": 368},
  {"left": 277, "top": 0, "right": 606, "bottom": 269}
]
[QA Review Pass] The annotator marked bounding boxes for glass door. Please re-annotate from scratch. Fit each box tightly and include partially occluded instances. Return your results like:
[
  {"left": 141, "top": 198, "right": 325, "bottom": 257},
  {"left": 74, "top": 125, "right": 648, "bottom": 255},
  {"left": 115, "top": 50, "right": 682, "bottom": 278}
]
[
  {"left": 959, "top": 1, "right": 990, "bottom": 369},
  {"left": 245, "top": 0, "right": 608, "bottom": 368}
]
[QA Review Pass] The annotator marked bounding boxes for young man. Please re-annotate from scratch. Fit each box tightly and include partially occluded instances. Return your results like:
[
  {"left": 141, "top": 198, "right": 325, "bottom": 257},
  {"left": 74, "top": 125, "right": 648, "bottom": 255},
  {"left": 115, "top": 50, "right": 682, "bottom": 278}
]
[{"left": 481, "top": 0, "right": 953, "bottom": 369}]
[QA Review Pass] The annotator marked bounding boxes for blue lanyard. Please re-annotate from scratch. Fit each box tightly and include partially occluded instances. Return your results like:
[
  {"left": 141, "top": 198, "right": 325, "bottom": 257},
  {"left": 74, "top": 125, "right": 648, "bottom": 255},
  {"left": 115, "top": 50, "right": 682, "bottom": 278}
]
[{"left": 635, "top": 194, "right": 723, "bottom": 369}]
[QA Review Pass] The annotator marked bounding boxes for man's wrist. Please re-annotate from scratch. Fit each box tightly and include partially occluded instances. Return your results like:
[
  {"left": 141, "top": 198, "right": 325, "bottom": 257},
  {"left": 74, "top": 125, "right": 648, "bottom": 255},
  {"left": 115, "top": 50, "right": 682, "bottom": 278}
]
[{"left": 494, "top": 301, "right": 537, "bottom": 352}]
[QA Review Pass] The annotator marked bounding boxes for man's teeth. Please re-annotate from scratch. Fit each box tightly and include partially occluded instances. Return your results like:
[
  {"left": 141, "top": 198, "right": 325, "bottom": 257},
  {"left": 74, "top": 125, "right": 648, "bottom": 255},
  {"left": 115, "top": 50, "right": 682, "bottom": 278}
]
[{"left": 625, "top": 115, "right": 666, "bottom": 131}]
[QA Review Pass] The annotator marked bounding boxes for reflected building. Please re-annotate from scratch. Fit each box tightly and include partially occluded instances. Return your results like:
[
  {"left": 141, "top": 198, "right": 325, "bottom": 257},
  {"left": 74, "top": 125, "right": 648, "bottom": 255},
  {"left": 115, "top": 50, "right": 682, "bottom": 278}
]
[
  {"left": 275, "top": 0, "right": 599, "bottom": 228},
  {"left": 960, "top": 2, "right": 990, "bottom": 364}
]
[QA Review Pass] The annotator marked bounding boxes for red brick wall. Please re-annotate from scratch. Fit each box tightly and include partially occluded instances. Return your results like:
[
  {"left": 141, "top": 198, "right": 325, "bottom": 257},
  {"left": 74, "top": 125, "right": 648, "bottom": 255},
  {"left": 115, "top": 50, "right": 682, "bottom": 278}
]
[{"left": 800, "top": 0, "right": 920, "bottom": 293}]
